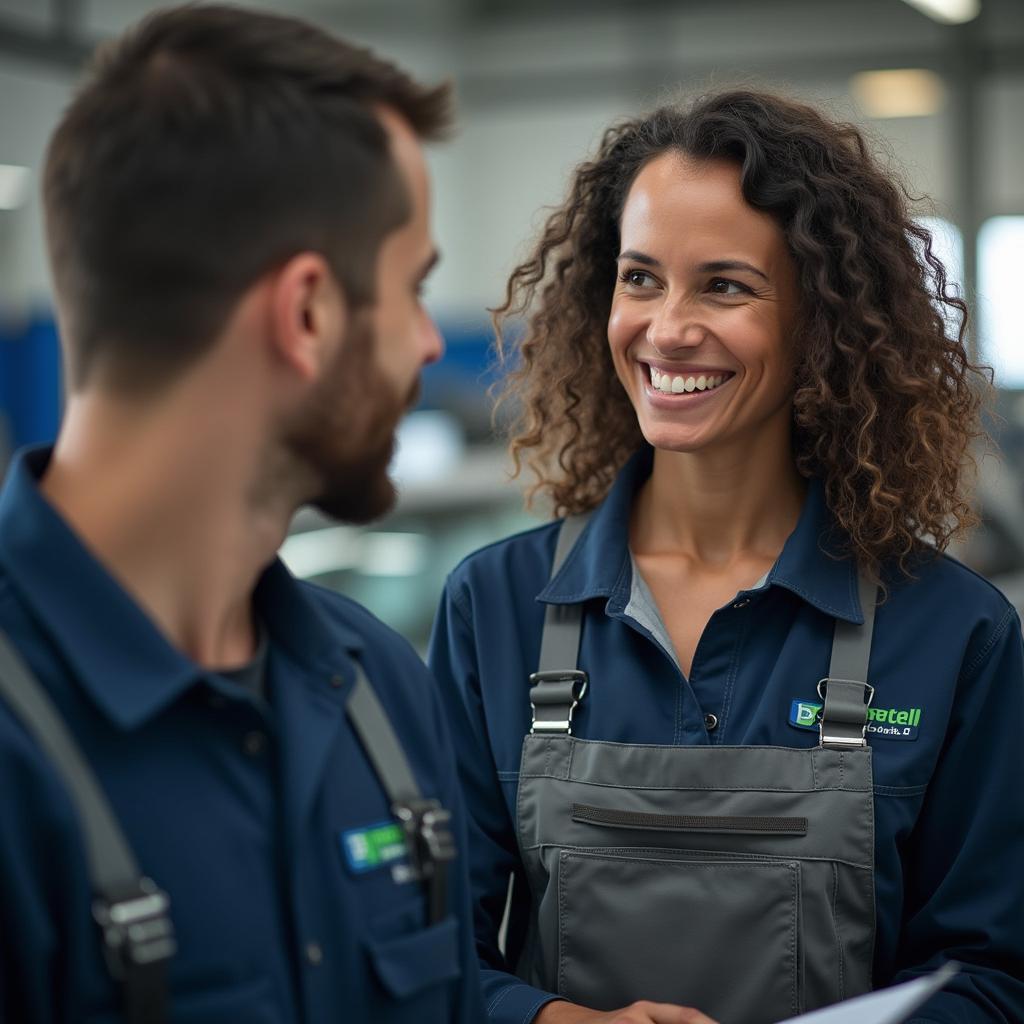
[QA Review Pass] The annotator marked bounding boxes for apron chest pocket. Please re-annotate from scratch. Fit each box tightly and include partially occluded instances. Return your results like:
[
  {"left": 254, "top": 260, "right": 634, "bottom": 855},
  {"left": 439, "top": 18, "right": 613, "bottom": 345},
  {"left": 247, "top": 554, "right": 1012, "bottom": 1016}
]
[
  {"left": 557, "top": 850, "right": 802, "bottom": 1023},
  {"left": 367, "top": 914, "right": 462, "bottom": 1002}
]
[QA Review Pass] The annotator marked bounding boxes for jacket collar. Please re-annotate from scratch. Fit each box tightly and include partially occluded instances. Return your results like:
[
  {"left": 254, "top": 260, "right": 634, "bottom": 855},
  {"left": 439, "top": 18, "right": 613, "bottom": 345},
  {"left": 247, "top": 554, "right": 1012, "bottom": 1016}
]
[
  {"left": 537, "top": 446, "right": 865, "bottom": 624},
  {"left": 0, "top": 446, "right": 363, "bottom": 730}
]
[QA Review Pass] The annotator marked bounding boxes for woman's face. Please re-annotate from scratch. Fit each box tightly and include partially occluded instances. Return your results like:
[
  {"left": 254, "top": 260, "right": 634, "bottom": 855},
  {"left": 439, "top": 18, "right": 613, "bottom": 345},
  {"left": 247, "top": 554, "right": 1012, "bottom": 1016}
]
[{"left": 608, "top": 152, "right": 801, "bottom": 457}]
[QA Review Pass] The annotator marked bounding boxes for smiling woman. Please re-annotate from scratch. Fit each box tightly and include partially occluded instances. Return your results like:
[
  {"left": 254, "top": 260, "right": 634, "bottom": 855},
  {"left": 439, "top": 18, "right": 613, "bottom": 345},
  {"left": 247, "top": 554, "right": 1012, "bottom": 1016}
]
[
  {"left": 493, "top": 91, "right": 983, "bottom": 581},
  {"left": 429, "top": 90, "right": 1024, "bottom": 1024}
]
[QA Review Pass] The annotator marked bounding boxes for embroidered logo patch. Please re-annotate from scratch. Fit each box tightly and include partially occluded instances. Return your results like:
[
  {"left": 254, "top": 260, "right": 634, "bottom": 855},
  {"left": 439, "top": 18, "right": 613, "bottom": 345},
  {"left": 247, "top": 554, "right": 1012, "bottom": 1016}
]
[
  {"left": 340, "top": 821, "right": 409, "bottom": 876},
  {"left": 789, "top": 700, "right": 823, "bottom": 729},
  {"left": 789, "top": 699, "right": 921, "bottom": 741}
]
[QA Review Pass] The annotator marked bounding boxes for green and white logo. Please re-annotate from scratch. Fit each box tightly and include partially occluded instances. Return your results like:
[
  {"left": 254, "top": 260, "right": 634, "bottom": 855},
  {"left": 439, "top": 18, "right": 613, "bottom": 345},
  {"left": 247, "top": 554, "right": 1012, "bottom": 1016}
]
[
  {"left": 340, "top": 820, "right": 408, "bottom": 874},
  {"left": 790, "top": 700, "right": 823, "bottom": 728},
  {"left": 788, "top": 698, "right": 921, "bottom": 741}
]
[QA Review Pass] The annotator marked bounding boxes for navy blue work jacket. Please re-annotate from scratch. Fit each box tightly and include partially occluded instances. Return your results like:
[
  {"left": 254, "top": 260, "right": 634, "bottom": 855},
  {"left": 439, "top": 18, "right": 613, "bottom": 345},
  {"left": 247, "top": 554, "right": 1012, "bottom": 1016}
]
[
  {"left": 428, "top": 447, "right": 1024, "bottom": 1024},
  {"left": 0, "top": 447, "right": 484, "bottom": 1024}
]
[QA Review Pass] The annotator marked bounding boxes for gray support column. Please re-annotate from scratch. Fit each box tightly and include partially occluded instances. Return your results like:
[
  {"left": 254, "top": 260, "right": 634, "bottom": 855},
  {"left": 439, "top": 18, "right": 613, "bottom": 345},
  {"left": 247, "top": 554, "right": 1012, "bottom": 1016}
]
[{"left": 946, "top": 16, "right": 985, "bottom": 362}]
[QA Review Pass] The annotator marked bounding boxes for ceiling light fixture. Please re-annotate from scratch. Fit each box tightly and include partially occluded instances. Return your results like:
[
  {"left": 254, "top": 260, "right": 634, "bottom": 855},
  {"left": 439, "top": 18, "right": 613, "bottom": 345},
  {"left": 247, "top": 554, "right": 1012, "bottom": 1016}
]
[
  {"left": 900, "top": 0, "right": 980, "bottom": 24},
  {"left": 850, "top": 69, "right": 946, "bottom": 119}
]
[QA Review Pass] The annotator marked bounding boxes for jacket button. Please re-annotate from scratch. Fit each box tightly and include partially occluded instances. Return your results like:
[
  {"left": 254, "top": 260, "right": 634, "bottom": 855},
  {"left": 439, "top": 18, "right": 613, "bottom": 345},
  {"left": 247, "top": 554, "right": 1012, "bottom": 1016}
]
[
  {"left": 305, "top": 941, "right": 323, "bottom": 966},
  {"left": 704, "top": 713, "right": 719, "bottom": 731}
]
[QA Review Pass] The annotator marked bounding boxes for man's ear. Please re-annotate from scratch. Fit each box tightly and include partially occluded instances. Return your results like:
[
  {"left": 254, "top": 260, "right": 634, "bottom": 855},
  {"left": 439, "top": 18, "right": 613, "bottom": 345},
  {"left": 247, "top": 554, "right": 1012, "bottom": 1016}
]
[{"left": 269, "top": 252, "right": 348, "bottom": 381}]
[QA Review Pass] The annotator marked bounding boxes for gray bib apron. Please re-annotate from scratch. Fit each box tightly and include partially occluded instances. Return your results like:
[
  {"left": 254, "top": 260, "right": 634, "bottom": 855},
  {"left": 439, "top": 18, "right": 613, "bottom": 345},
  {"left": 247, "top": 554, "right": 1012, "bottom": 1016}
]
[{"left": 513, "top": 516, "right": 878, "bottom": 1024}]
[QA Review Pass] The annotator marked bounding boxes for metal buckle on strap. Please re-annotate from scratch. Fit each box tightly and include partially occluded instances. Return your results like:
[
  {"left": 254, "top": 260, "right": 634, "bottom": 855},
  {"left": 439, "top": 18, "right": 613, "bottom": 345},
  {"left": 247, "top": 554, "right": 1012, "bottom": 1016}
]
[
  {"left": 92, "top": 878, "right": 176, "bottom": 979},
  {"left": 528, "top": 670, "right": 589, "bottom": 735},
  {"left": 393, "top": 798, "right": 457, "bottom": 923},
  {"left": 816, "top": 678, "right": 876, "bottom": 749}
]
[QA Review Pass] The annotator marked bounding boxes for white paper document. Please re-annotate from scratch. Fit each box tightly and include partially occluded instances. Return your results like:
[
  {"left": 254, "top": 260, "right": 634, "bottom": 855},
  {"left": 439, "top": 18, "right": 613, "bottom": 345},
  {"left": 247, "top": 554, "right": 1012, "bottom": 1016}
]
[{"left": 776, "top": 963, "right": 959, "bottom": 1024}]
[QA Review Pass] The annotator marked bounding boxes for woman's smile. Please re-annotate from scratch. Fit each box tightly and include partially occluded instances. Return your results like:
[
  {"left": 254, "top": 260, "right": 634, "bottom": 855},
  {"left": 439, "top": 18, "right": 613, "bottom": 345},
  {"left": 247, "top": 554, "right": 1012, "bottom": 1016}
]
[{"left": 640, "top": 362, "right": 737, "bottom": 407}]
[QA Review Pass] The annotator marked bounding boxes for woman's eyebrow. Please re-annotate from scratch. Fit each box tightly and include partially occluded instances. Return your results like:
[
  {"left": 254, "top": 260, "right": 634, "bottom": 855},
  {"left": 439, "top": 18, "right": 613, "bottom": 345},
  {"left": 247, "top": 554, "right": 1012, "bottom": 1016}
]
[
  {"left": 617, "top": 249, "right": 661, "bottom": 267},
  {"left": 697, "top": 259, "right": 769, "bottom": 281},
  {"left": 617, "top": 252, "right": 769, "bottom": 282}
]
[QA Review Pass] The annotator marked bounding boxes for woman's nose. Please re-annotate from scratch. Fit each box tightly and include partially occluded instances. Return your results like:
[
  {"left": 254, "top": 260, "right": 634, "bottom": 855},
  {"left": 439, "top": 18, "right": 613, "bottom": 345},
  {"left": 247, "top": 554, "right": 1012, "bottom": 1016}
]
[{"left": 646, "top": 297, "right": 708, "bottom": 355}]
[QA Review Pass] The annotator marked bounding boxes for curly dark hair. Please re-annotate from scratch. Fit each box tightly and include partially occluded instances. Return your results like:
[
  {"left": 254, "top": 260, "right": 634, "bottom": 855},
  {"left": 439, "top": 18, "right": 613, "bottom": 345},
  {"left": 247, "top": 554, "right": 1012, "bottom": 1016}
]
[{"left": 493, "top": 89, "right": 990, "bottom": 577}]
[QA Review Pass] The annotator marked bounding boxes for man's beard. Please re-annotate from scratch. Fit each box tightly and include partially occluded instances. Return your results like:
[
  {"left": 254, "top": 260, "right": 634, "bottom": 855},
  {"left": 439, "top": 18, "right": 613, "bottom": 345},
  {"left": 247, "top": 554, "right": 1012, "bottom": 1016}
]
[{"left": 283, "top": 315, "right": 417, "bottom": 525}]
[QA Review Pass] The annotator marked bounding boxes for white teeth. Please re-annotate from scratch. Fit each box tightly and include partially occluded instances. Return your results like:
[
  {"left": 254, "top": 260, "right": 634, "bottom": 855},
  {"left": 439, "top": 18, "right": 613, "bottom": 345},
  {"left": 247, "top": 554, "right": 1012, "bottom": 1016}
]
[{"left": 648, "top": 367, "right": 729, "bottom": 395}]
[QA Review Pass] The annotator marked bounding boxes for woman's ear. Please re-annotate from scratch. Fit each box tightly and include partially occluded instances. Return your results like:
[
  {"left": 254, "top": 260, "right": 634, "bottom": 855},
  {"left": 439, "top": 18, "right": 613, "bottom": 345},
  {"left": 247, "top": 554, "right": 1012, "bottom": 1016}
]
[{"left": 268, "top": 252, "right": 348, "bottom": 382}]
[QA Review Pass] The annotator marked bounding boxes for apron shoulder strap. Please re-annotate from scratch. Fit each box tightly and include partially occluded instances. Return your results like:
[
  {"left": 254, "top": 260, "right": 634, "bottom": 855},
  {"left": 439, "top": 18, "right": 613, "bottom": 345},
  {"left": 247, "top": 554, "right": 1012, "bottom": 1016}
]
[
  {"left": 536, "top": 514, "right": 589, "bottom": 674},
  {"left": 345, "top": 665, "right": 456, "bottom": 922},
  {"left": 346, "top": 665, "right": 422, "bottom": 802},
  {"left": 817, "top": 572, "right": 878, "bottom": 750},
  {"left": 0, "top": 631, "right": 175, "bottom": 1024},
  {"left": 530, "top": 515, "right": 590, "bottom": 736}
]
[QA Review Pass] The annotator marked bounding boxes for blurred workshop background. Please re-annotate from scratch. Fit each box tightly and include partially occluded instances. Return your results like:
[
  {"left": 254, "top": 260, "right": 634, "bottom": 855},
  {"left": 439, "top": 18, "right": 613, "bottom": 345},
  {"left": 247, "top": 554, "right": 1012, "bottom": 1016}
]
[{"left": 0, "top": 0, "right": 1022, "bottom": 650}]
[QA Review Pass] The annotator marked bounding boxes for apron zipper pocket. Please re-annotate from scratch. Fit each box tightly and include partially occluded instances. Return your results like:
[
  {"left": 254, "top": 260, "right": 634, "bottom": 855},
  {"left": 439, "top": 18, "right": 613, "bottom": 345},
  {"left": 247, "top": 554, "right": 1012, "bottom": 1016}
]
[{"left": 571, "top": 803, "right": 808, "bottom": 835}]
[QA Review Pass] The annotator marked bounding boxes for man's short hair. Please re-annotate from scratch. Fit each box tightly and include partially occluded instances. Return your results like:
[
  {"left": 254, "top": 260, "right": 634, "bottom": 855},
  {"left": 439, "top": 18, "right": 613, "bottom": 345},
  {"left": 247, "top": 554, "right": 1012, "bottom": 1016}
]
[{"left": 43, "top": 4, "right": 452, "bottom": 391}]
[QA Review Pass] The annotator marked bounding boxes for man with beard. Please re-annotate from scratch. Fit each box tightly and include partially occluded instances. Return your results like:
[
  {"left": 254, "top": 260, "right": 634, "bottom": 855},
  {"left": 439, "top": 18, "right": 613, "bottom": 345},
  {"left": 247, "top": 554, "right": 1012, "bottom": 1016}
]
[{"left": 0, "top": 6, "right": 484, "bottom": 1023}]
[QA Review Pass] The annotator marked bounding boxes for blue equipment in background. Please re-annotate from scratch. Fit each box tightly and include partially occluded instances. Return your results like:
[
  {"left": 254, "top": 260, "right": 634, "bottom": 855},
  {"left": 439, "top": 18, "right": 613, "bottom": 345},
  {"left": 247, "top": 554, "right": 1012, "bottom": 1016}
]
[
  {"left": 0, "top": 313, "right": 62, "bottom": 459},
  {"left": 0, "top": 312, "right": 497, "bottom": 467}
]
